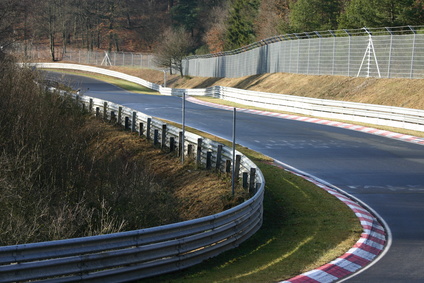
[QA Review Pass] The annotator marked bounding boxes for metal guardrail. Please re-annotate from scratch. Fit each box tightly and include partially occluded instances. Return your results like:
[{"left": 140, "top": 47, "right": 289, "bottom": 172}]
[
  {"left": 217, "top": 87, "right": 424, "bottom": 132},
  {"left": 0, "top": 90, "right": 265, "bottom": 282},
  {"left": 30, "top": 63, "right": 424, "bottom": 133}
]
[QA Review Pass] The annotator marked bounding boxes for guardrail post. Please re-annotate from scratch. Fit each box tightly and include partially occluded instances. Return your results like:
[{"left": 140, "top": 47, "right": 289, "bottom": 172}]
[
  {"left": 103, "top": 102, "right": 107, "bottom": 120},
  {"left": 242, "top": 172, "right": 248, "bottom": 188},
  {"left": 118, "top": 107, "right": 122, "bottom": 125},
  {"left": 161, "top": 124, "right": 167, "bottom": 149},
  {"left": 234, "top": 155, "right": 241, "bottom": 181},
  {"left": 132, "top": 112, "right": 136, "bottom": 132},
  {"left": 147, "top": 118, "right": 151, "bottom": 140},
  {"left": 111, "top": 111, "right": 116, "bottom": 123},
  {"left": 154, "top": 129, "right": 159, "bottom": 146},
  {"left": 170, "top": 137, "right": 175, "bottom": 152},
  {"left": 206, "top": 151, "right": 212, "bottom": 169},
  {"left": 197, "top": 138, "right": 203, "bottom": 166},
  {"left": 188, "top": 144, "right": 193, "bottom": 158},
  {"left": 89, "top": 98, "right": 93, "bottom": 112},
  {"left": 125, "top": 117, "right": 130, "bottom": 130},
  {"left": 226, "top": 159, "right": 231, "bottom": 173},
  {"left": 216, "top": 145, "right": 223, "bottom": 171},
  {"left": 249, "top": 168, "right": 256, "bottom": 194},
  {"left": 96, "top": 107, "right": 100, "bottom": 117},
  {"left": 178, "top": 131, "right": 183, "bottom": 157}
]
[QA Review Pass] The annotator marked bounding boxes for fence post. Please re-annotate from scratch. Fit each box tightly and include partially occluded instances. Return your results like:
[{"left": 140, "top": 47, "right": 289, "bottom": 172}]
[
  {"left": 89, "top": 99, "right": 93, "bottom": 112},
  {"left": 96, "top": 107, "right": 100, "bottom": 118}
]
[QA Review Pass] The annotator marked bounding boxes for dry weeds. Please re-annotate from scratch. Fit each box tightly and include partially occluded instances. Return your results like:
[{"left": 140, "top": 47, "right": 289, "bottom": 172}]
[
  {"left": 94, "top": 122, "right": 246, "bottom": 221},
  {"left": 108, "top": 66, "right": 424, "bottom": 110}
]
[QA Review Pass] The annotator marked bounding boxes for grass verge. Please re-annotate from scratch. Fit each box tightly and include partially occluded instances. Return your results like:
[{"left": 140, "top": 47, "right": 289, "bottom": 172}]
[{"left": 144, "top": 123, "right": 362, "bottom": 282}]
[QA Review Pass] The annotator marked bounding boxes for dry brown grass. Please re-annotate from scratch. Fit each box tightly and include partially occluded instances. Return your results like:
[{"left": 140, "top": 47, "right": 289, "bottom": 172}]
[
  {"left": 94, "top": 122, "right": 246, "bottom": 221},
  {"left": 109, "top": 66, "right": 424, "bottom": 110}
]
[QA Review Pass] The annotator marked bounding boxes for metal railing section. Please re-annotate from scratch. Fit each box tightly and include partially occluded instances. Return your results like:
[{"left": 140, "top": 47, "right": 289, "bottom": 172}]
[
  {"left": 0, "top": 91, "right": 265, "bottom": 282},
  {"left": 217, "top": 86, "right": 424, "bottom": 132}
]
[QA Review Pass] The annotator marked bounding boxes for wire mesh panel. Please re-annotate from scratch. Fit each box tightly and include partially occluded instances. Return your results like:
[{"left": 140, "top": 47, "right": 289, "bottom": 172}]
[{"left": 182, "top": 26, "right": 424, "bottom": 79}]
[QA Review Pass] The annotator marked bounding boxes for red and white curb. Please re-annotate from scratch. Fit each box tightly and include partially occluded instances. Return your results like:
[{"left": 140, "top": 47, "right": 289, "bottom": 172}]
[
  {"left": 186, "top": 96, "right": 424, "bottom": 146},
  {"left": 186, "top": 96, "right": 391, "bottom": 282},
  {"left": 278, "top": 168, "right": 387, "bottom": 283}
]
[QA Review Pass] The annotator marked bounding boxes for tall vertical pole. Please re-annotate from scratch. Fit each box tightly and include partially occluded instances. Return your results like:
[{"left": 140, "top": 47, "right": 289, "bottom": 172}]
[
  {"left": 181, "top": 92, "right": 186, "bottom": 164},
  {"left": 232, "top": 107, "right": 236, "bottom": 196}
]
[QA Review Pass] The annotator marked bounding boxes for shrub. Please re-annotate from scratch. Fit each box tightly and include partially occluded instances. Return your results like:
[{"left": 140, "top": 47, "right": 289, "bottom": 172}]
[{"left": 0, "top": 56, "right": 179, "bottom": 245}]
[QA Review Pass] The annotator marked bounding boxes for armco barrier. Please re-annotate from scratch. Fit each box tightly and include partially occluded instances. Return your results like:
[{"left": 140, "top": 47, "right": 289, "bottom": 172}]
[
  {"left": 30, "top": 63, "right": 424, "bottom": 133},
  {"left": 0, "top": 89, "right": 264, "bottom": 282}
]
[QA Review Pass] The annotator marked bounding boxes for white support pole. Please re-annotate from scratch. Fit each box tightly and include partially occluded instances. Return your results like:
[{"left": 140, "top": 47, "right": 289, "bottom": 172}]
[{"left": 357, "top": 27, "right": 381, "bottom": 78}]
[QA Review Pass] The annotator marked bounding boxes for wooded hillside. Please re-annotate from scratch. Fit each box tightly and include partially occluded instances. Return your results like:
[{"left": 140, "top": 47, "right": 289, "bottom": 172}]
[{"left": 1, "top": 0, "right": 424, "bottom": 58}]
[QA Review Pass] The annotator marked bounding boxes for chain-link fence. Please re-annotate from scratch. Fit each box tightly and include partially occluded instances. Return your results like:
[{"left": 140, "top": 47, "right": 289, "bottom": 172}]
[
  {"left": 12, "top": 26, "right": 424, "bottom": 79},
  {"left": 13, "top": 45, "right": 158, "bottom": 70},
  {"left": 182, "top": 25, "right": 424, "bottom": 79}
]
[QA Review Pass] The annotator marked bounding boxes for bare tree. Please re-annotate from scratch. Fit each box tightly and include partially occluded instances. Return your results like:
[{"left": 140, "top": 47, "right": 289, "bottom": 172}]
[
  {"left": 255, "top": 0, "right": 290, "bottom": 39},
  {"left": 0, "top": 0, "right": 23, "bottom": 51},
  {"left": 203, "top": 2, "right": 230, "bottom": 53},
  {"left": 155, "top": 27, "right": 195, "bottom": 76}
]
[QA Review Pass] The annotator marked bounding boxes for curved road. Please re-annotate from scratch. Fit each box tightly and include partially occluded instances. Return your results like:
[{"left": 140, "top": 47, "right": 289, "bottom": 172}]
[{"left": 47, "top": 72, "right": 424, "bottom": 282}]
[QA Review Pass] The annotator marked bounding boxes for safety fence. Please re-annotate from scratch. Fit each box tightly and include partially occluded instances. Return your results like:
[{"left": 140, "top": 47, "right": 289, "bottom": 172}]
[
  {"left": 31, "top": 63, "right": 424, "bottom": 133},
  {"left": 182, "top": 25, "right": 424, "bottom": 79},
  {"left": 12, "top": 45, "right": 158, "bottom": 69},
  {"left": 0, "top": 86, "right": 265, "bottom": 282}
]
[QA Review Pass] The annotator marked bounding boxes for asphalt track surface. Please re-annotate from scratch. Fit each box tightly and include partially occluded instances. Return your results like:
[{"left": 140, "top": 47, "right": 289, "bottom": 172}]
[{"left": 46, "top": 72, "right": 424, "bottom": 282}]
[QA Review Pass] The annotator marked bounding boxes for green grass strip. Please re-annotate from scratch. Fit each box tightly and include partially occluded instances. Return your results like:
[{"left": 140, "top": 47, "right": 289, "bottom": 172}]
[{"left": 142, "top": 127, "right": 362, "bottom": 282}]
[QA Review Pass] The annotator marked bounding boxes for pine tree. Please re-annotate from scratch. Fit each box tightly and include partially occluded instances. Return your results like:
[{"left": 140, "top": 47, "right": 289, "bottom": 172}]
[
  {"left": 171, "top": 0, "right": 199, "bottom": 36},
  {"left": 290, "top": 0, "right": 342, "bottom": 32},
  {"left": 338, "top": 0, "right": 421, "bottom": 29},
  {"left": 225, "top": 0, "right": 260, "bottom": 50}
]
